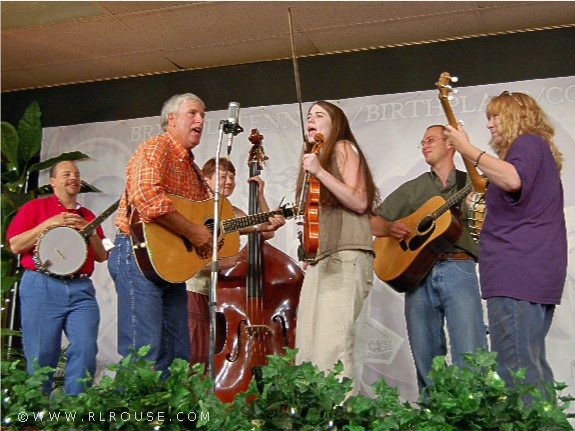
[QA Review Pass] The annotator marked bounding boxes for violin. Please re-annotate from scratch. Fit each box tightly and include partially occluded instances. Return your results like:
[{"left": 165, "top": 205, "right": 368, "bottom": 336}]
[
  {"left": 297, "top": 132, "right": 325, "bottom": 260},
  {"left": 213, "top": 129, "right": 304, "bottom": 403}
]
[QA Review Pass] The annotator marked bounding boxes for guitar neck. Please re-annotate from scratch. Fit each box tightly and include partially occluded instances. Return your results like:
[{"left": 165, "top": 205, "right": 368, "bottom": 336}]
[
  {"left": 79, "top": 199, "right": 120, "bottom": 237},
  {"left": 221, "top": 208, "right": 285, "bottom": 234},
  {"left": 430, "top": 183, "right": 472, "bottom": 219}
]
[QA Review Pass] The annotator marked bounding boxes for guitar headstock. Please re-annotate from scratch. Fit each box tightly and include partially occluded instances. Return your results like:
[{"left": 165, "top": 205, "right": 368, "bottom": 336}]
[
  {"left": 247, "top": 128, "right": 268, "bottom": 170},
  {"left": 280, "top": 203, "right": 298, "bottom": 220},
  {"left": 436, "top": 72, "right": 459, "bottom": 101}
]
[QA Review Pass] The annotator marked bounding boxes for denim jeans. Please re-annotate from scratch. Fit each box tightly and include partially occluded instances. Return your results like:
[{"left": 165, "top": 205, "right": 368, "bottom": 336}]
[
  {"left": 108, "top": 233, "right": 190, "bottom": 375},
  {"left": 486, "top": 296, "right": 555, "bottom": 390},
  {"left": 19, "top": 269, "right": 99, "bottom": 395},
  {"left": 404, "top": 258, "right": 487, "bottom": 393}
]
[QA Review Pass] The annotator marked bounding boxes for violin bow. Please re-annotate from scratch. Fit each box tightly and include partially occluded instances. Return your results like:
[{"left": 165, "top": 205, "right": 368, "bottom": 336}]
[
  {"left": 288, "top": 8, "right": 313, "bottom": 217},
  {"left": 288, "top": 8, "right": 307, "bottom": 146}
]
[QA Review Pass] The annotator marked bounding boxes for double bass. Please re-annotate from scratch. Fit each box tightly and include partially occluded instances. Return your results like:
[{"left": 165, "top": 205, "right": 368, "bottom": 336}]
[{"left": 213, "top": 129, "right": 304, "bottom": 403}]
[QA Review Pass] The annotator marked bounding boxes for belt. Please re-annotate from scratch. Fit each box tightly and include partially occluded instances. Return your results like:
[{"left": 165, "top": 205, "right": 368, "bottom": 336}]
[
  {"left": 35, "top": 270, "right": 89, "bottom": 280},
  {"left": 437, "top": 252, "right": 474, "bottom": 261}
]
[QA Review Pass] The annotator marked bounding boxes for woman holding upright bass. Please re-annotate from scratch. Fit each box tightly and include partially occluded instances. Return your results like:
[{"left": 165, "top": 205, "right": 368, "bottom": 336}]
[
  {"left": 444, "top": 91, "right": 567, "bottom": 391},
  {"left": 295, "top": 100, "right": 379, "bottom": 391}
]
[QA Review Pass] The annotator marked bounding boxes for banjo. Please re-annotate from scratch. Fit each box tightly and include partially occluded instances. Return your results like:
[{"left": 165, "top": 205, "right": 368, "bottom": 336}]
[{"left": 33, "top": 199, "right": 120, "bottom": 276}]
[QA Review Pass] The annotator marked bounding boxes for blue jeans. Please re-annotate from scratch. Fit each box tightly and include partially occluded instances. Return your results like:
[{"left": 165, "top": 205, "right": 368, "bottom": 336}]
[
  {"left": 486, "top": 297, "right": 555, "bottom": 390},
  {"left": 19, "top": 270, "right": 99, "bottom": 395},
  {"left": 405, "top": 258, "right": 487, "bottom": 393},
  {"left": 108, "top": 233, "right": 190, "bottom": 375}
]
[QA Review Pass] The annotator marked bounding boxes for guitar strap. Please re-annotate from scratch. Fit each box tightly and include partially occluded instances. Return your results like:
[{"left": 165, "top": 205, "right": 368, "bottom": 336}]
[
  {"left": 191, "top": 159, "right": 215, "bottom": 196},
  {"left": 454, "top": 169, "right": 467, "bottom": 212},
  {"left": 124, "top": 189, "right": 145, "bottom": 246}
]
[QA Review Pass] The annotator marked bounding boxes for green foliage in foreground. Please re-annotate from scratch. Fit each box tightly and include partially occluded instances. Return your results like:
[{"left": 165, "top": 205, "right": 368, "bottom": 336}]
[{"left": 1, "top": 348, "right": 573, "bottom": 430}]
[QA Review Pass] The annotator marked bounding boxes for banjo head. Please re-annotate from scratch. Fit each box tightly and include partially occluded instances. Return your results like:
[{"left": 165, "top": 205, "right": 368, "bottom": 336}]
[{"left": 34, "top": 226, "right": 88, "bottom": 276}]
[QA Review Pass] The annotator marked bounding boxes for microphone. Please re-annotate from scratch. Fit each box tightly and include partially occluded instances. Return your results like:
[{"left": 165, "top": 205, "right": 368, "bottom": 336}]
[
  {"left": 227, "top": 102, "right": 240, "bottom": 130},
  {"left": 225, "top": 102, "right": 243, "bottom": 154}
]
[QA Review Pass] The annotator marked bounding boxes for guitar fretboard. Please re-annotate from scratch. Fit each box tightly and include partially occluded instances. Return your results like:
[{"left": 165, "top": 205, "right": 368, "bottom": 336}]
[
  {"left": 430, "top": 183, "right": 472, "bottom": 219},
  {"left": 221, "top": 208, "right": 293, "bottom": 234}
]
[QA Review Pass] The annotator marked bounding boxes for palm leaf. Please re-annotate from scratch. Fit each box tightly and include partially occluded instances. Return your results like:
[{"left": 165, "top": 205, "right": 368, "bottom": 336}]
[
  {"left": 1, "top": 122, "right": 19, "bottom": 167},
  {"left": 35, "top": 180, "right": 102, "bottom": 196},
  {"left": 17, "top": 101, "right": 42, "bottom": 164},
  {"left": 29, "top": 151, "right": 89, "bottom": 173}
]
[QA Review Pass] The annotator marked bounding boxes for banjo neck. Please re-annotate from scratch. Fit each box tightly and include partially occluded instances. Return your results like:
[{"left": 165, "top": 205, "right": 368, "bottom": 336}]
[
  {"left": 79, "top": 199, "right": 120, "bottom": 237},
  {"left": 436, "top": 72, "right": 487, "bottom": 194}
]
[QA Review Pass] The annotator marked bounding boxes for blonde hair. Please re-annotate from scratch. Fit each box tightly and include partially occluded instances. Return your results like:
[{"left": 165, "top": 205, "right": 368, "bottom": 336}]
[{"left": 486, "top": 91, "right": 563, "bottom": 172}]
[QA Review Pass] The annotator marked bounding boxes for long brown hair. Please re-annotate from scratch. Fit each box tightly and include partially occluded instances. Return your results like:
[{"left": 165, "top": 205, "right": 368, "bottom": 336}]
[
  {"left": 295, "top": 100, "right": 379, "bottom": 212},
  {"left": 486, "top": 91, "right": 563, "bottom": 171}
]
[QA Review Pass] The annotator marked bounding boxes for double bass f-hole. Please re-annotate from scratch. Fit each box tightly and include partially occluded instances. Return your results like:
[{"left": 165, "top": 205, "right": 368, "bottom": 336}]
[{"left": 297, "top": 132, "right": 324, "bottom": 261}]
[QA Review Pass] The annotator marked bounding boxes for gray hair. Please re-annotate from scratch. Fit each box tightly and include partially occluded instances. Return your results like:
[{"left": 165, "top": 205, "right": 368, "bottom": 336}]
[{"left": 160, "top": 93, "right": 205, "bottom": 131}]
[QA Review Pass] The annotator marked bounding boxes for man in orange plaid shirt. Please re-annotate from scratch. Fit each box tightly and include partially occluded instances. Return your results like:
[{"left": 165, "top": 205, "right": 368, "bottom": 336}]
[{"left": 109, "top": 93, "right": 213, "bottom": 374}]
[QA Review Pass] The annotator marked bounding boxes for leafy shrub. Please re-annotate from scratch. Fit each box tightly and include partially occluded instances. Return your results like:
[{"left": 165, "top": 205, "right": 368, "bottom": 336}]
[{"left": 1, "top": 348, "right": 573, "bottom": 430}]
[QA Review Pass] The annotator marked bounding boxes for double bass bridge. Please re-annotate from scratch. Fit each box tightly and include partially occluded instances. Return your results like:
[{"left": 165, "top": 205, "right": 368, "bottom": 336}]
[{"left": 245, "top": 324, "right": 275, "bottom": 337}]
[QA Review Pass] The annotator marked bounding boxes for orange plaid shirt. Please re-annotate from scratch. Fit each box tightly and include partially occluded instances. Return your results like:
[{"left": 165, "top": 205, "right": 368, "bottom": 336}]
[{"left": 115, "top": 132, "right": 210, "bottom": 234}]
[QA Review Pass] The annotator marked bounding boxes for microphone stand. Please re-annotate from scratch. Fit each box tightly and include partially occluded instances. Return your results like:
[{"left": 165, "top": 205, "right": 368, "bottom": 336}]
[{"left": 208, "top": 117, "right": 243, "bottom": 386}]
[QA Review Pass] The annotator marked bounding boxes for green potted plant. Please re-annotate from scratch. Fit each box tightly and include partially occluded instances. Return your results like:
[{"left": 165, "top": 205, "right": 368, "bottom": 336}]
[{"left": 1, "top": 348, "right": 573, "bottom": 430}]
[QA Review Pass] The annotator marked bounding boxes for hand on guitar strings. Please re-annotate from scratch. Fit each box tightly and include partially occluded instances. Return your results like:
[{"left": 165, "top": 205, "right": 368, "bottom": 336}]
[{"left": 389, "top": 221, "right": 412, "bottom": 241}]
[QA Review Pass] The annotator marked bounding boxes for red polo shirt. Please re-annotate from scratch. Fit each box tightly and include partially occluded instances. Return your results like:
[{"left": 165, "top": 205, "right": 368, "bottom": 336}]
[{"left": 6, "top": 195, "right": 104, "bottom": 275}]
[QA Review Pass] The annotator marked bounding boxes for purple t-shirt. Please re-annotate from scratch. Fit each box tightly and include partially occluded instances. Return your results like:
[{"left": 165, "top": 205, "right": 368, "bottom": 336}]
[{"left": 479, "top": 134, "right": 567, "bottom": 305}]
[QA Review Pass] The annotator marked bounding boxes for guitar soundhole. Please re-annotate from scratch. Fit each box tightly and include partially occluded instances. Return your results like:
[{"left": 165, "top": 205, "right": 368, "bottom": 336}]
[
  {"left": 205, "top": 219, "right": 215, "bottom": 233},
  {"left": 204, "top": 218, "right": 223, "bottom": 238},
  {"left": 190, "top": 218, "right": 225, "bottom": 259},
  {"left": 408, "top": 215, "right": 435, "bottom": 251},
  {"left": 417, "top": 215, "right": 434, "bottom": 235}
]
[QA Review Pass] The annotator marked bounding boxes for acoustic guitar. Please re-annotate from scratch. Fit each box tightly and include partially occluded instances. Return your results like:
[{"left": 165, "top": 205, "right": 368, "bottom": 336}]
[
  {"left": 130, "top": 195, "right": 296, "bottom": 283},
  {"left": 373, "top": 183, "right": 472, "bottom": 293}
]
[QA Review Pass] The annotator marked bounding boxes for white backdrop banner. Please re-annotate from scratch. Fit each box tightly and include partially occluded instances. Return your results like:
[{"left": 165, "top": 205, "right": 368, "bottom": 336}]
[{"left": 41, "top": 76, "right": 575, "bottom": 402}]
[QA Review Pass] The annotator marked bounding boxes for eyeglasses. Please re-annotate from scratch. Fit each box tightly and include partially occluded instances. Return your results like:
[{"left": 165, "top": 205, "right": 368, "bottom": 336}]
[
  {"left": 417, "top": 136, "right": 443, "bottom": 149},
  {"left": 500, "top": 91, "right": 524, "bottom": 107}
]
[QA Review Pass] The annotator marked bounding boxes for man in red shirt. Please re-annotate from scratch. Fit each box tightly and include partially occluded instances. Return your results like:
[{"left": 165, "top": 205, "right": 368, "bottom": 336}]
[{"left": 7, "top": 160, "right": 107, "bottom": 395}]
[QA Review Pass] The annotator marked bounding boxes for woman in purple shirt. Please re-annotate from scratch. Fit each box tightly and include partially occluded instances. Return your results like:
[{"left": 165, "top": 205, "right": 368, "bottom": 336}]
[{"left": 444, "top": 91, "right": 567, "bottom": 391}]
